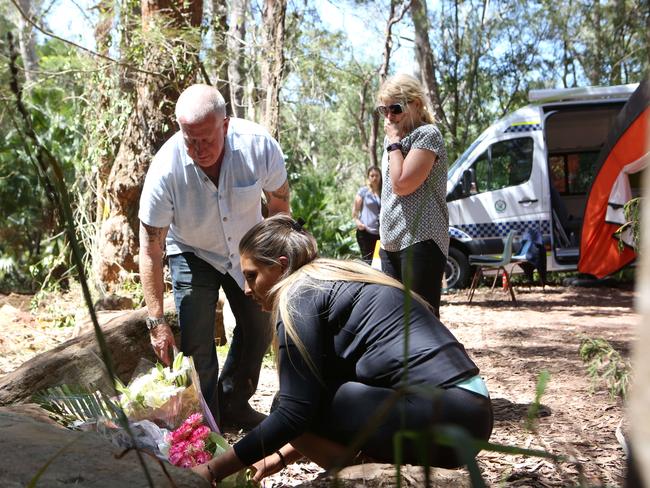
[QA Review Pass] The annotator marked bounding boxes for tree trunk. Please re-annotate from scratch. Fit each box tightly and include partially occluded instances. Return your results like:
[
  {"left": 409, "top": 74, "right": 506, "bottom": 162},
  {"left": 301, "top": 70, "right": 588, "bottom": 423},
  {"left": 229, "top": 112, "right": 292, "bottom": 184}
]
[
  {"left": 93, "top": 0, "right": 115, "bottom": 255},
  {"left": 16, "top": 0, "right": 38, "bottom": 84},
  {"left": 369, "top": 0, "right": 411, "bottom": 166},
  {"left": 629, "top": 155, "right": 650, "bottom": 488},
  {"left": 410, "top": 0, "right": 446, "bottom": 126},
  {"left": 227, "top": 0, "right": 248, "bottom": 118},
  {"left": 210, "top": 0, "right": 232, "bottom": 110},
  {"left": 97, "top": 0, "right": 203, "bottom": 285},
  {"left": 260, "top": 0, "right": 287, "bottom": 139}
]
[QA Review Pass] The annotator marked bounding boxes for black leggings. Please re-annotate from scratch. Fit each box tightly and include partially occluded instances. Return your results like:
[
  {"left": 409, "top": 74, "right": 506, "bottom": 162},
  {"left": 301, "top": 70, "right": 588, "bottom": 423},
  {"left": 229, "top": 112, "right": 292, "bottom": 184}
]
[
  {"left": 356, "top": 229, "right": 379, "bottom": 264},
  {"left": 380, "top": 240, "right": 447, "bottom": 317},
  {"left": 311, "top": 382, "right": 493, "bottom": 469}
]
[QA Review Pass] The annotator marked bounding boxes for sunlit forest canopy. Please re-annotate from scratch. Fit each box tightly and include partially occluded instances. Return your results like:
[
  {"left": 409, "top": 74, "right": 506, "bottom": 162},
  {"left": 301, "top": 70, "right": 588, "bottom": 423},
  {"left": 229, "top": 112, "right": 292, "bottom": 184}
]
[{"left": 0, "top": 0, "right": 648, "bottom": 293}]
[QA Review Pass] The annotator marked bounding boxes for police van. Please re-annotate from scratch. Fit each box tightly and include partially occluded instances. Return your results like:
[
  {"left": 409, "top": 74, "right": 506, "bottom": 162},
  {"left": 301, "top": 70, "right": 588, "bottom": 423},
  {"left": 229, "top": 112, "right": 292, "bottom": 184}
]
[{"left": 444, "top": 84, "right": 639, "bottom": 289}]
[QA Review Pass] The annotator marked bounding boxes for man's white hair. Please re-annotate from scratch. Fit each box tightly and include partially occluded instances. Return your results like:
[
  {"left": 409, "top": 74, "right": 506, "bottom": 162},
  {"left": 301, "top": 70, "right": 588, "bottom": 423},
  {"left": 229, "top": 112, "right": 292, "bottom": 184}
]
[{"left": 175, "top": 84, "right": 226, "bottom": 124}]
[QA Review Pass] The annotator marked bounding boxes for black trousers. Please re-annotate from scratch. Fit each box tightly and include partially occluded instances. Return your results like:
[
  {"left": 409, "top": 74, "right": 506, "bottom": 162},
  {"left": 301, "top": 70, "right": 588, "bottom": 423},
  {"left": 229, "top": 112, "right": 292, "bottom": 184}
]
[
  {"left": 312, "top": 382, "right": 493, "bottom": 469},
  {"left": 380, "top": 239, "right": 446, "bottom": 317},
  {"left": 356, "top": 229, "right": 379, "bottom": 264}
]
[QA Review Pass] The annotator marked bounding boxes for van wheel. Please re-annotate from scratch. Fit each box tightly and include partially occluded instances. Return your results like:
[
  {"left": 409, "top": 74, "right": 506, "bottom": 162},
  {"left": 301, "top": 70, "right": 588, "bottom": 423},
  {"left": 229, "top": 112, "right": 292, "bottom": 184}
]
[{"left": 445, "top": 247, "right": 470, "bottom": 290}]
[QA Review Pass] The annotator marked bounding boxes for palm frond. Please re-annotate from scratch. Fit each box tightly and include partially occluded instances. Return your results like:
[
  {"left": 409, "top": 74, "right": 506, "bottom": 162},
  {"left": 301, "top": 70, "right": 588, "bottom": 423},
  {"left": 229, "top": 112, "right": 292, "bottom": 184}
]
[{"left": 32, "top": 384, "right": 120, "bottom": 428}]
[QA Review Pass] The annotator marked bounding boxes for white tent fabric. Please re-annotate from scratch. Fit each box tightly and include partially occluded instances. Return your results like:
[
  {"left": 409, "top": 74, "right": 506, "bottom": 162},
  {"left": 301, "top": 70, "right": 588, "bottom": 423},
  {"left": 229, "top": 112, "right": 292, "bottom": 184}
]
[{"left": 605, "top": 151, "right": 650, "bottom": 246}]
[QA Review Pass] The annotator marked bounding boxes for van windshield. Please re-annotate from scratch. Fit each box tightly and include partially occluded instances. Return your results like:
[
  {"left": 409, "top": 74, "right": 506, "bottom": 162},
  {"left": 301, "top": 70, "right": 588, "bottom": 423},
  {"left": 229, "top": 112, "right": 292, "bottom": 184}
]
[{"left": 448, "top": 137, "right": 483, "bottom": 182}]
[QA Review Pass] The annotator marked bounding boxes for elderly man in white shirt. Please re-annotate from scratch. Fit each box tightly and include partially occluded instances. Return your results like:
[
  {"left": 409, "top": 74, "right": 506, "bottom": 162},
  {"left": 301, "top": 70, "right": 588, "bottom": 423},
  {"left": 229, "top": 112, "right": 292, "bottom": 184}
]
[{"left": 138, "top": 84, "right": 290, "bottom": 429}]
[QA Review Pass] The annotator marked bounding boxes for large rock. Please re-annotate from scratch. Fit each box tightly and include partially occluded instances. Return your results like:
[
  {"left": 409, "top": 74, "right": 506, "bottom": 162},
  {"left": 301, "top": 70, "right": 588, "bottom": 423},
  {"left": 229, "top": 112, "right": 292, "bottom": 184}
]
[
  {"left": 0, "top": 306, "right": 157, "bottom": 406},
  {"left": 0, "top": 405, "right": 209, "bottom": 487},
  {"left": 0, "top": 294, "right": 227, "bottom": 406}
]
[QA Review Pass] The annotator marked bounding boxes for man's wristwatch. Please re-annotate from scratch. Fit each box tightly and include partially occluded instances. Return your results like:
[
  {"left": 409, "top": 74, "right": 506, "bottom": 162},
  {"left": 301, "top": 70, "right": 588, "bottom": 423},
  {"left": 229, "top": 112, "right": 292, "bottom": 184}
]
[
  {"left": 146, "top": 316, "right": 167, "bottom": 331},
  {"left": 386, "top": 142, "right": 403, "bottom": 152}
]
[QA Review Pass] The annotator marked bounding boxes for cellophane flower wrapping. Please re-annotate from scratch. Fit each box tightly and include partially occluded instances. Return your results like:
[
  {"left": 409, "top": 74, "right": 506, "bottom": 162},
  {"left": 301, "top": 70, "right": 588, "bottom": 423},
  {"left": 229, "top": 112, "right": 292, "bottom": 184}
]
[{"left": 115, "top": 352, "right": 217, "bottom": 432}]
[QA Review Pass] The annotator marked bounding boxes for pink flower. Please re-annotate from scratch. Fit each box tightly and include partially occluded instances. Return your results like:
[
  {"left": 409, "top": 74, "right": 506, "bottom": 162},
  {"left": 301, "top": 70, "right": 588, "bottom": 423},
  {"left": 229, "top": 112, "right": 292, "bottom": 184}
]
[
  {"left": 190, "top": 425, "right": 210, "bottom": 442},
  {"left": 179, "top": 456, "right": 195, "bottom": 468},
  {"left": 168, "top": 449, "right": 186, "bottom": 466},
  {"left": 185, "top": 413, "right": 203, "bottom": 427},
  {"left": 170, "top": 422, "right": 193, "bottom": 443},
  {"left": 169, "top": 440, "right": 189, "bottom": 457},
  {"left": 167, "top": 413, "right": 216, "bottom": 468},
  {"left": 188, "top": 439, "right": 205, "bottom": 454},
  {"left": 195, "top": 451, "right": 212, "bottom": 464}
]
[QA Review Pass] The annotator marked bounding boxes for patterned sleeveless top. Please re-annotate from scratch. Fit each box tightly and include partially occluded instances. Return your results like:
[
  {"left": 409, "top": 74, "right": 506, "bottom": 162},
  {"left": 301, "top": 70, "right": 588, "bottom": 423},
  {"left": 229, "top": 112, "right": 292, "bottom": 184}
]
[{"left": 379, "top": 124, "right": 449, "bottom": 257}]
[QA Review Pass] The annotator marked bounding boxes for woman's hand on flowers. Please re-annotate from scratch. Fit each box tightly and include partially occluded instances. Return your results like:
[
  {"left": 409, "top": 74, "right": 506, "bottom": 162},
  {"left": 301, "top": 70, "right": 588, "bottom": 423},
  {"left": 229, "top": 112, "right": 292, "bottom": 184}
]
[
  {"left": 251, "top": 454, "right": 284, "bottom": 482},
  {"left": 150, "top": 324, "right": 176, "bottom": 366}
]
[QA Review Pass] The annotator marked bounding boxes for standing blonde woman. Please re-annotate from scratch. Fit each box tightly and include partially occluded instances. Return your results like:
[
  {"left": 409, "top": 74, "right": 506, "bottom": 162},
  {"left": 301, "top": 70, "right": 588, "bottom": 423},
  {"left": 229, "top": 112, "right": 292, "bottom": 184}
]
[
  {"left": 192, "top": 215, "right": 492, "bottom": 485},
  {"left": 352, "top": 165, "right": 382, "bottom": 263},
  {"left": 377, "top": 73, "right": 449, "bottom": 317}
]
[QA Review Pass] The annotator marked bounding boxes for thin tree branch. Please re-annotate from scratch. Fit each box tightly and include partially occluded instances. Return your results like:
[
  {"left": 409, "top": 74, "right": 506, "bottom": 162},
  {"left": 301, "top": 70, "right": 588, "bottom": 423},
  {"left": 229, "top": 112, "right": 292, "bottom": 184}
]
[{"left": 9, "top": 0, "right": 164, "bottom": 78}]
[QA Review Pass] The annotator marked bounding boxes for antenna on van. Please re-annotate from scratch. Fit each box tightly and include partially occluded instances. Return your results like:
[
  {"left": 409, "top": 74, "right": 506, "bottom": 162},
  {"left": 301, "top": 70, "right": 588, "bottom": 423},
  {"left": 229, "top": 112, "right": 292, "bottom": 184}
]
[{"left": 528, "top": 84, "right": 638, "bottom": 104}]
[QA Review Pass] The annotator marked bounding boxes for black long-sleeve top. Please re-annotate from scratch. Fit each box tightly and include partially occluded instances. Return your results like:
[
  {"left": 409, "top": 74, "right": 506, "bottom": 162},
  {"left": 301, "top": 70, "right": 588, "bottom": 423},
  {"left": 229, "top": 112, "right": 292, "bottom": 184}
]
[{"left": 233, "top": 279, "right": 478, "bottom": 465}]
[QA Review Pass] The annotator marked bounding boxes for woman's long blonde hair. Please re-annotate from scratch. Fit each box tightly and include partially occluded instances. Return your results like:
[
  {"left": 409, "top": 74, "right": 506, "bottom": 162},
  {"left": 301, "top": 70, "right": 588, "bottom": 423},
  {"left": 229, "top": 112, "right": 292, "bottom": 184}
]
[
  {"left": 377, "top": 73, "right": 435, "bottom": 125},
  {"left": 239, "top": 214, "right": 430, "bottom": 380}
]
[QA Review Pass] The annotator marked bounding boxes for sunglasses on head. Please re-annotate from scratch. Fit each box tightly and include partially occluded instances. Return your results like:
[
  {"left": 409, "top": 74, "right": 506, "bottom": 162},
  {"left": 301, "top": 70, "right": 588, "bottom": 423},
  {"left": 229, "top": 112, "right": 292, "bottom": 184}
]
[{"left": 376, "top": 103, "right": 406, "bottom": 116}]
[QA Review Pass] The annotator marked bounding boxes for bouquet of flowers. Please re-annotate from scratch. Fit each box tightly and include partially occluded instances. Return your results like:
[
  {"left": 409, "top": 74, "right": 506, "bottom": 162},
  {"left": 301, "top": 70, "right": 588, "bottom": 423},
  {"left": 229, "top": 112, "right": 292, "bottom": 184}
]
[
  {"left": 115, "top": 352, "right": 216, "bottom": 431},
  {"left": 161, "top": 413, "right": 228, "bottom": 467},
  {"left": 161, "top": 412, "right": 258, "bottom": 487}
]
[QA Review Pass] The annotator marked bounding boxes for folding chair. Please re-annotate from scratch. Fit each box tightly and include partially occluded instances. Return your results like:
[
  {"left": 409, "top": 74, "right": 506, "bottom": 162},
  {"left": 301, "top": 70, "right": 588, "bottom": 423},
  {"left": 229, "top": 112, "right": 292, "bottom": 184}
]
[{"left": 467, "top": 230, "right": 524, "bottom": 304}]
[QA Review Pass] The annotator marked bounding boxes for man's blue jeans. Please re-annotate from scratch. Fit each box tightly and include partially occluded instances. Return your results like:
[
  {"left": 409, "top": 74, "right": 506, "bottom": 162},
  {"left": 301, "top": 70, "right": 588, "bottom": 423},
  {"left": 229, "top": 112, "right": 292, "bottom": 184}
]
[{"left": 169, "top": 252, "right": 272, "bottom": 421}]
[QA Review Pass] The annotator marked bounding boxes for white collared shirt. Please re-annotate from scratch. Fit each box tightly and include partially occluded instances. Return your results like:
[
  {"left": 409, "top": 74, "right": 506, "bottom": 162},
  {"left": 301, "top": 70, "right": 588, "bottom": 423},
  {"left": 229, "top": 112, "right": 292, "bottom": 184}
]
[{"left": 139, "top": 118, "right": 287, "bottom": 288}]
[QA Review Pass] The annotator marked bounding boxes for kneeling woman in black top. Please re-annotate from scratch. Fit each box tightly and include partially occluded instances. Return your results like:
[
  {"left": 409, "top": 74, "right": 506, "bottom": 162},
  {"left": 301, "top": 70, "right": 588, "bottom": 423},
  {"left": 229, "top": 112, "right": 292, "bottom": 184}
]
[{"left": 193, "top": 214, "right": 493, "bottom": 484}]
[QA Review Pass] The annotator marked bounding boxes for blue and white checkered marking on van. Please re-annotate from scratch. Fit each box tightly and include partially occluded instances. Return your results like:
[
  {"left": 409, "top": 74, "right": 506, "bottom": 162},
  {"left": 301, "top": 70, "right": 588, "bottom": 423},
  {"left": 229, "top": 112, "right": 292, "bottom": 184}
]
[
  {"left": 449, "top": 220, "right": 551, "bottom": 240},
  {"left": 449, "top": 227, "right": 473, "bottom": 242},
  {"left": 504, "top": 122, "right": 542, "bottom": 133}
]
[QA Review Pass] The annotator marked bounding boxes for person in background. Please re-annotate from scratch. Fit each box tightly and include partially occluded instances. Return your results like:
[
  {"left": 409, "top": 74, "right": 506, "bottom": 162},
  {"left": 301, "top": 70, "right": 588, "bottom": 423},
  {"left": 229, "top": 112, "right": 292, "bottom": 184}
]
[
  {"left": 138, "top": 84, "right": 290, "bottom": 429},
  {"left": 352, "top": 165, "right": 382, "bottom": 264},
  {"left": 377, "top": 73, "right": 449, "bottom": 317},
  {"left": 192, "top": 215, "right": 493, "bottom": 485}
]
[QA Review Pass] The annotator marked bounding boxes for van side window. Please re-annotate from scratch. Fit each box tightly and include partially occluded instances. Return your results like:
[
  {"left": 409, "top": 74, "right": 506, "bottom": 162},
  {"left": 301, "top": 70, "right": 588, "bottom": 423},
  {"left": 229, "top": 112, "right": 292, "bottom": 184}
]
[
  {"left": 549, "top": 151, "right": 600, "bottom": 195},
  {"left": 470, "top": 137, "right": 534, "bottom": 193}
]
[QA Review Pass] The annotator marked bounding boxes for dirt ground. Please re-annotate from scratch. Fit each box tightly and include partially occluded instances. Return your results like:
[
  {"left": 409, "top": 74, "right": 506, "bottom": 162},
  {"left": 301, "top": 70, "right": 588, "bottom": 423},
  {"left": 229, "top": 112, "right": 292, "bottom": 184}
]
[{"left": 0, "top": 282, "right": 638, "bottom": 487}]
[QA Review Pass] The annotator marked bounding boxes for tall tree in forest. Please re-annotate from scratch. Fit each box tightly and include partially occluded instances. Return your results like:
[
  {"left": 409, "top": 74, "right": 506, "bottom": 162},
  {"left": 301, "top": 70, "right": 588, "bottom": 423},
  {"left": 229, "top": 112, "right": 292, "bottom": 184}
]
[
  {"left": 260, "top": 0, "right": 287, "bottom": 139},
  {"left": 12, "top": 0, "right": 39, "bottom": 84},
  {"left": 368, "top": 0, "right": 411, "bottom": 166},
  {"left": 90, "top": 0, "right": 116, "bottom": 241},
  {"left": 207, "top": 0, "right": 231, "bottom": 109},
  {"left": 97, "top": 0, "right": 203, "bottom": 285},
  {"left": 565, "top": 0, "right": 648, "bottom": 85},
  {"left": 410, "top": 0, "right": 445, "bottom": 126},
  {"left": 227, "top": 0, "right": 247, "bottom": 118}
]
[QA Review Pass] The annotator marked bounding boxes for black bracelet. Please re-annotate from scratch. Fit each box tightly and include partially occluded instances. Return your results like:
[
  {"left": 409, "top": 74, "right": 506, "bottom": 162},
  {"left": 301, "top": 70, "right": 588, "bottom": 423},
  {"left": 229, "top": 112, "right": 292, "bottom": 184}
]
[
  {"left": 206, "top": 463, "right": 218, "bottom": 487},
  {"left": 386, "top": 142, "right": 403, "bottom": 153},
  {"left": 276, "top": 450, "right": 287, "bottom": 468}
]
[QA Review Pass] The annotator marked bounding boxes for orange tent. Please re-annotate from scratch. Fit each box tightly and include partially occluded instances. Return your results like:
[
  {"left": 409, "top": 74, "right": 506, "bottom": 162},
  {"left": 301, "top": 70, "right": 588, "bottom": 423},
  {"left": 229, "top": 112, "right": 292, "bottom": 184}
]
[{"left": 579, "top": 78, "right": 650, "bottom": 278}]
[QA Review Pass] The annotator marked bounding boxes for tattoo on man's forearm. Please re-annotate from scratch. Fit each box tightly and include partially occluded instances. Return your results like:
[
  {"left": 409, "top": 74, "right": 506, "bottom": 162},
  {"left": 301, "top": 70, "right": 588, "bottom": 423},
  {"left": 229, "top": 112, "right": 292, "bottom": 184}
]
[{"left": 141, "top": 224, "right": 165, "bottom": 247}]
